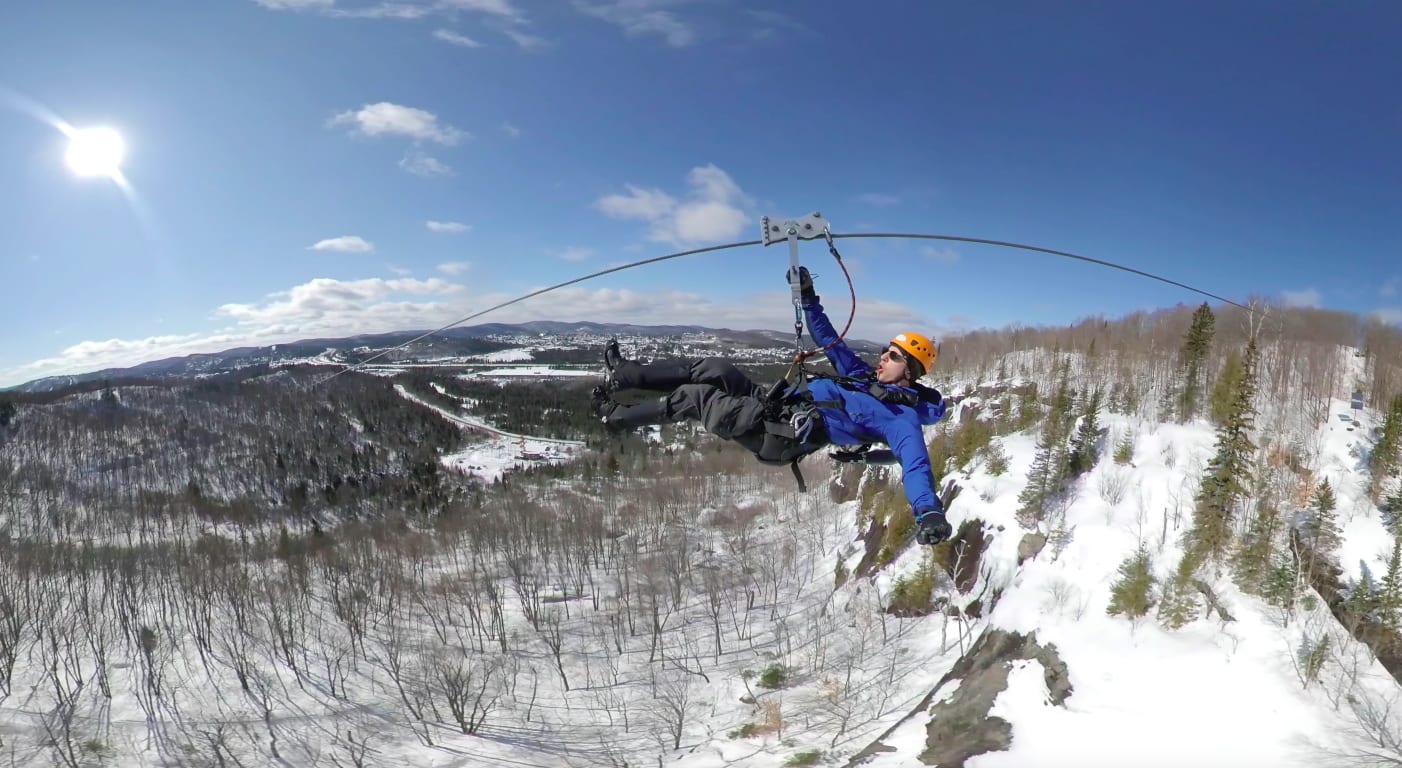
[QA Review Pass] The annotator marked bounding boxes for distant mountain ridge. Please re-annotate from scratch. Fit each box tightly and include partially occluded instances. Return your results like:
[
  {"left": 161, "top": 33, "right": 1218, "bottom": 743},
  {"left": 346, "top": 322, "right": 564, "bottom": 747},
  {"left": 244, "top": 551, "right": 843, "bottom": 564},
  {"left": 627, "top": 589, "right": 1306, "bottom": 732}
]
[{"left": 6, "top": 321, "right": 845, "bottom": 394}]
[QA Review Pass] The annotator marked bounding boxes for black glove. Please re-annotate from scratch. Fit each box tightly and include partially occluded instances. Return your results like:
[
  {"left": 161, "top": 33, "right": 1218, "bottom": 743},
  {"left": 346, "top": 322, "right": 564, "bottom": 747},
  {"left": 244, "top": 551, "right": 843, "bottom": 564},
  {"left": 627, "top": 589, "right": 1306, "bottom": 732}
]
[
  {"left": 914, "top": 509, "right": 953, "bottom": 546},
  {"left": 786, "top": 266, "right": 817, "bottom": 304}
]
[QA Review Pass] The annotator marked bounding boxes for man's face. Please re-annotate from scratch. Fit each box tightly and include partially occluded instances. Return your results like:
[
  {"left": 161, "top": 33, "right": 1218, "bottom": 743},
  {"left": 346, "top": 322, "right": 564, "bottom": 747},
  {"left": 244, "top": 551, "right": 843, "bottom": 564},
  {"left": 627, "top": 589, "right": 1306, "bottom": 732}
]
[{"left": 875, "top": 345, "right": 910, "bottom": 385}]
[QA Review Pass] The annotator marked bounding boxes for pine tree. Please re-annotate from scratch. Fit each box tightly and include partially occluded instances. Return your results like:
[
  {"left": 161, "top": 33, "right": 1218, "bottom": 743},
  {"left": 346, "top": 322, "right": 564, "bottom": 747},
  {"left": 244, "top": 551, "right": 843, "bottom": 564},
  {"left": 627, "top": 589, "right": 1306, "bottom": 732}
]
[
  {"left": 1208, "top": 350, "right": 1244, "bottom": 426},
  {"left": 1300, "top": 478, "right": 1342, "bottom": 580},
  {"left": 1158, "top": 549, "right": 1201, "bottom": 630},
  {"left": 1017, "top": 362, "right": 1075, "bottom": 528},
  {"left": 1379, "top": 537, "right": 1402, "bottom": 631},
  {"left": 1187, "top": 337, "right": 1260, "bottom": 563},
  {"left": 1370, "top": 395, "right": 1402, "bottom": 497},
  {"left": 1107, "top": 547, "right": 1156, "bottom": 620},
  {"left": 1177, "top": 303, "right": 1217, "bottom": 422},
  {"left": 1385, "top": 486, "right": 1402, "bottom": 533},
  {"left": 1232, "top": 500, "right": 1279, "bottom": 595},
  {"left": 1067, "top": 388, "right": 1104, "bottom": 477},
  {"left": 1262, "top": 549, "right": 1301, "bottom": 623}
]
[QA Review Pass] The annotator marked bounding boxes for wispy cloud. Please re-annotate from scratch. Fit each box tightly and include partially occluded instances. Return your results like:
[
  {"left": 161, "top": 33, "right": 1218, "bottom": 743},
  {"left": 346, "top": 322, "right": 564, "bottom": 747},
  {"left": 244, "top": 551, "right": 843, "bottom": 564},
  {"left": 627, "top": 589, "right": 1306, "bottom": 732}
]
[
  {"left": 502, "top": 121, "right": 521, "bottom": 138},
  {"left": 858, "top": 193, "right": 901, "bottom": 207},
  {"left": 920, "top": 245, "right": 960, "bottom": 266},
  {"left": 436, "top": 261, "right": 471, "bottom": 275},
  {"left": 0, "top": 278, "right": 941, "bottom": 387},
  {"left": 255, "top": 0, "right": 334, "bottom": 9},
  {"left": 1373, "top": 307, "right": 1402, "bottom": 326},
  {"left": 399, "top": 152, "right": 454, "bottom": 177},
  {"left": 595, "top": 164, "right": 752, "bottom": 246},
  {"left": 309, "top": 235, "right": 374, "bottom": 253},
  {"left": 1382, "top": 276, "right": 1399, "bottom": 298},
  {"left": 745, "top": 9, "right": 816, "bottom": 40},
  {"left": 1280, "top": 288, "right": 1321, "bottom": 308},
  {"left": 426, "top": 220, "right": 470, "bottom": 233},
  {"left": 330, "top": 102, "right": 468, "bottom": 145},
  {"left": 556, "top": 247, "right": 593, "bottom": 262},
  {"left": 433, "top": 28, "right": 482, "bottom": 47},
  {"left": 575, "top": 0, "right": 695, "bottom": 47},
  {"left": 501, "top": 27, "right": 549, "bottom": 50}
]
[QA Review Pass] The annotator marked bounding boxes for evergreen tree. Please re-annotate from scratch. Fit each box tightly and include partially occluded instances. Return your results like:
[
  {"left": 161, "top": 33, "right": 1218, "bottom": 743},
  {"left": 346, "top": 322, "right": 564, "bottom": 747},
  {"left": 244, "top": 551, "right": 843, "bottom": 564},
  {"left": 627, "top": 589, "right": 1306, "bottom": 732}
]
[
  {"left": 1262, "top": 549, "right": 1301, "bottom": 624},
  {"left": 1177, "top": 303, "right": 1217, "bottom": 422},
  {"left": 1370, "top": 395, "right": 1402, "bottom": 497},
  {"left": 1187, "top": 337, "right": 1260, "bottom": 563},
  {"left": 1158, "top": 549, "right": 1201, "bottom": 630},
  {"left": 1016, "top": 362, "right": 1075, "bottom": 528},
  {"left": 1066, "top": 388, "right": 1104, "bottom": 477},
  {"left": 1208, "top": 350, "right": 1244, "bottom": 426},
  {"left": 1107, "top": 547, "right": 1156, "bottom": 620},
  {"left": 1232, "top": 500, "right": 1279, "bottom": 595},
  {"left": 0, "top": 396, "right": 14, "bottom": 428},
  {"left": 1300, "top": 478, "right": 1342, "bottom": 579},
  {"left": 1379, "top": 537, "right": 1402, "bottom": 631},
  {"left": 1384, "top": 486, "right": 1402, "bottom": 533},
  {"left": 1345, "top": 561, "right": 1379, "bottom": 626}
]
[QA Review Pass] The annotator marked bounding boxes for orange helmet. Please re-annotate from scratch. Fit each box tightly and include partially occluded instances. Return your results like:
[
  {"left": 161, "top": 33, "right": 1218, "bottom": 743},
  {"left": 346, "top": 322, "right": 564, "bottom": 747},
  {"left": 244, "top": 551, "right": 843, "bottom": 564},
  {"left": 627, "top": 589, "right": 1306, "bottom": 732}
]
[{"left": 890, "top": 332, "right": 936, "bottom": 378}]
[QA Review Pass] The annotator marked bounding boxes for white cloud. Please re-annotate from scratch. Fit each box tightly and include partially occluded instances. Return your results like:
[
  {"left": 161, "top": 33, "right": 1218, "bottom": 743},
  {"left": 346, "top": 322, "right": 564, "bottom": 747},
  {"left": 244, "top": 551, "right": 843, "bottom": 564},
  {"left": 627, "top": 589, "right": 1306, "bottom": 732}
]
[
  {"left": 596, "top": 185, "right": 676, "bottom": 220},
  {"left": 575, "top": 1, "right": 695, "bottom": 46},
  {"left": 255, "top": 0, "right": 334, "bottom": 9},
  {"left": 216, "top": 277, "right": 463, "bottom": 328},
  {"left": 502, "top": 121, "right": 521, "bottom": 138},
  {"left": 1382, "top": 277, "right": 1399, "bottom": 298},
  {"left": 858, "top": 193, "right": 901, "bottom": 207},
  {"left": 388, "top": 265, "right": 414, "bottom": 276},
  {"left": 1279, "top": 288, "right": 1321, "bottom": 308},
  {"left": 309, "top": 235, "right": 374, "bottom": 253},
  {"left": 1373, "top": 307, "right": 1402, "bottom": 326},
  {"left": 501, "top": 27, "right": 549, "bottom": 50},
  {"left": 441, "top": 0, "right": 525, "bottom": 22},
  {"left": 920, "top": 245, "right": 960, "bottom": 266},
  {"left": 400, "top": 152, "right": 454, "bottom": 177},
  {"left": 594, "top": 164, "right": 752, "bottom": 246},
  {"left": 437, "top": 261, "right": 471, "bottom": 275},
  {"left": 0, "top": 276, "right": 948, "bottom": 388},
  {"left": 433, "top": 28, "right": 482, "bottom": 46},
  {"left": 426, "top": 220, "right": 470, "bottom": 233},
  {"left": 556, "top": 247, "right": 593, "bottom": 262},
  {"left": 330, "top": 102, "right": 467, "bottom": 145}
]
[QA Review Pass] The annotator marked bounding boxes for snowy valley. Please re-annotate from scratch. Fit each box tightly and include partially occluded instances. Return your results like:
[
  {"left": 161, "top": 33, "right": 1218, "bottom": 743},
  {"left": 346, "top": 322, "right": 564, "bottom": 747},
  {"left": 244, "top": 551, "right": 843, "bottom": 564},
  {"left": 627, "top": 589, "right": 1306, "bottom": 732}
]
[{"left": 1, "top": 308, "right": 1401, "bottom": 767}]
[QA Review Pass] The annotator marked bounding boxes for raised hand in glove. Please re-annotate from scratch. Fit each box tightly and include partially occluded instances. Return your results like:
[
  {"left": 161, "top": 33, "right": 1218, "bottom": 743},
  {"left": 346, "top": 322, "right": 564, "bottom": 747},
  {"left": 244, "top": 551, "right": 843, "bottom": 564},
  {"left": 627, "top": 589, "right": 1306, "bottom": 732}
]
[
  {"left": 914, "top": 509, "right": 953, "bottom": 546},
  {"left": 786, "top": 266, "right": 817, "bottom": 305}
]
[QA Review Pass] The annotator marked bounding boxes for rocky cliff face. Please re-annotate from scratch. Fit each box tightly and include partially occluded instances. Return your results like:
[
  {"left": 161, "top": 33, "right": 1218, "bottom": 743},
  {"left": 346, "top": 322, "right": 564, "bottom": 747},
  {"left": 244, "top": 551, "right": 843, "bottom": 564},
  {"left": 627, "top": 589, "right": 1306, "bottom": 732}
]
[{"left": 846, "top": 628, "right": 1072, "bottom": 768}]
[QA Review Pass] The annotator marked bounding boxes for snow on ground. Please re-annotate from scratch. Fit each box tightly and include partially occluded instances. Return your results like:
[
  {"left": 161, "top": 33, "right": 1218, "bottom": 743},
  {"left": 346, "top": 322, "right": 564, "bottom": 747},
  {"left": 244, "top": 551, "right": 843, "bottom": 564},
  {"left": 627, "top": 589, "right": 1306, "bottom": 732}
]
[
  {"left": 398, "top": 383, "right": 586, "bottom": 483},
  {"left": 460, "top": 365, "right": 596, "bottom": 378},
  {"left": 6, "top": 356, "right": 1402, "bottom": 767},
  {"left": 470, "top": 347, "right": 536, "bottom": 362}
]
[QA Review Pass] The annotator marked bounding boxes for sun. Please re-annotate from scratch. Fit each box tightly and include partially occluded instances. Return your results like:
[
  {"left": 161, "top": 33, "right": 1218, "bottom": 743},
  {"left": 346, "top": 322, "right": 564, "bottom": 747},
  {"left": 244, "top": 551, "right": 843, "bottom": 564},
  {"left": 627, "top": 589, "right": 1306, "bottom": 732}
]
[{"left": 64, "top": 126, "right": 126, "bottom": 179}]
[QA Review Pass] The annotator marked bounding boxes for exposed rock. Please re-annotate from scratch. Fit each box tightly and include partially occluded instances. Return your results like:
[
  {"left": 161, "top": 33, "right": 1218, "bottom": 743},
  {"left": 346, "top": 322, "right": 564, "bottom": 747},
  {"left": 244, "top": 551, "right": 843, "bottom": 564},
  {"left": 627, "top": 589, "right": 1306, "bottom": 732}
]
[
  {"left": 1016, "top": 533, "right": 1047, "bottom": 566},
  {"left": 846, "top": 628, "right": 1072, "bottom": 768}
]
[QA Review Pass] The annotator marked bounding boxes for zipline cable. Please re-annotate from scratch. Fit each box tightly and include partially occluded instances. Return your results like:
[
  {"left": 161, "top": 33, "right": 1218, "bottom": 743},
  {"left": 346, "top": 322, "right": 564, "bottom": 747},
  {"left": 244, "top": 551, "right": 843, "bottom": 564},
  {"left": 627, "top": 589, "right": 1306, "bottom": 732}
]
[
  {"left": 831, "top": 232, "right": 1253, "bottom": 312},
  {"left": 314, "top": 231, "right": 1252, "bottom": 387}
]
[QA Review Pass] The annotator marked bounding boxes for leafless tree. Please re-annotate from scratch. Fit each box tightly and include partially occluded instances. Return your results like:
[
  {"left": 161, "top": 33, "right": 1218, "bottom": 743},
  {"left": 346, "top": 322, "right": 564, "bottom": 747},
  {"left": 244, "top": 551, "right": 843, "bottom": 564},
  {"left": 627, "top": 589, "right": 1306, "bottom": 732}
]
[
  {"left": 538, "top": 607, "right": 571, "bottom": 691},
  {"left": 435, "top": 654, "right": 499, "bottom": 735},
  {"left": 649, "top": 667, "right": 697, "bottom": 751}
]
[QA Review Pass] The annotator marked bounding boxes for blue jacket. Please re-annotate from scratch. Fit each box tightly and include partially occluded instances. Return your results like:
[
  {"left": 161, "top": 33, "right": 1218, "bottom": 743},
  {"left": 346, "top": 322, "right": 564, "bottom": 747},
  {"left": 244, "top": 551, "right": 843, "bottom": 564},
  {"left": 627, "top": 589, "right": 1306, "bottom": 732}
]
[{"left": 796, "top": 297, "right": 947, "bottom": 515}]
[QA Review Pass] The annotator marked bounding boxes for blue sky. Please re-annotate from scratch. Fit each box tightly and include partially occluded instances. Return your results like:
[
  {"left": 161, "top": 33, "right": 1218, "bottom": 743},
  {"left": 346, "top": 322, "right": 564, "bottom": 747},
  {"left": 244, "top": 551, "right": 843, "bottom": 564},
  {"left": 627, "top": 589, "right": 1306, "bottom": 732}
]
[{"left": 2, "top": 0, "right": 1400, "bottom": 387}]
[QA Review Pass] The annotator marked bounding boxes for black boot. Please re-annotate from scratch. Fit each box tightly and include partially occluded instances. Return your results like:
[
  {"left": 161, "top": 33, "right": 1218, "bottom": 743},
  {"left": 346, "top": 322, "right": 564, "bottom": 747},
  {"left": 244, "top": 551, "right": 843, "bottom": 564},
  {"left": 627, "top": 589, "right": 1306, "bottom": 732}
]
[{"left": 597, "top": 392, "right": 671, "bottom": 432}]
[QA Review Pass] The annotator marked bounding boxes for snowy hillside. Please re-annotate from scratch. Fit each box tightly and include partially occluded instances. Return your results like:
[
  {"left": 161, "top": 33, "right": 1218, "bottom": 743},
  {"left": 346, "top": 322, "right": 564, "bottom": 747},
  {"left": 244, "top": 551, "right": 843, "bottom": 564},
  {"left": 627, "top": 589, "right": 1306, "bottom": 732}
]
[{"left": 2, "top": 317, "right": 1402, "bottom": 767}]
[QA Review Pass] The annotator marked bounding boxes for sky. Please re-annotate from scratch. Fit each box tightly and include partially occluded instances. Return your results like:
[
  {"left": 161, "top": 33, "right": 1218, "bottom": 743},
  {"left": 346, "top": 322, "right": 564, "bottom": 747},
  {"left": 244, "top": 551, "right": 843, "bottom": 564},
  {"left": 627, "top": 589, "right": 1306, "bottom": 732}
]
[{"left": 2, "top": 0, "right": 1400, "bottom": 388}]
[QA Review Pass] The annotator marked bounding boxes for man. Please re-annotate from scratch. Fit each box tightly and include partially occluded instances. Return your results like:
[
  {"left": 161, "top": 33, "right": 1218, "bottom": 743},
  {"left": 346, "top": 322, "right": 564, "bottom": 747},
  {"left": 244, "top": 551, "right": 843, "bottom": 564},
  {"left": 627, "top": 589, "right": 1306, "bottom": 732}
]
[{"left": 590, "top": 267, "right": 953, "bottom": 545}]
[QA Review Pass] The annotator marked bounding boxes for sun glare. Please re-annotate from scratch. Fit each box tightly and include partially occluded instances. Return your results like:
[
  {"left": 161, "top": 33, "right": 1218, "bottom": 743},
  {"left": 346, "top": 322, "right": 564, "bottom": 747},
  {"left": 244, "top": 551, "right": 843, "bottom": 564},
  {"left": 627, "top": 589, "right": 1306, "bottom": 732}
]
[{"left": 65, "top": 126, "right": 125, "bottom": 179}]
